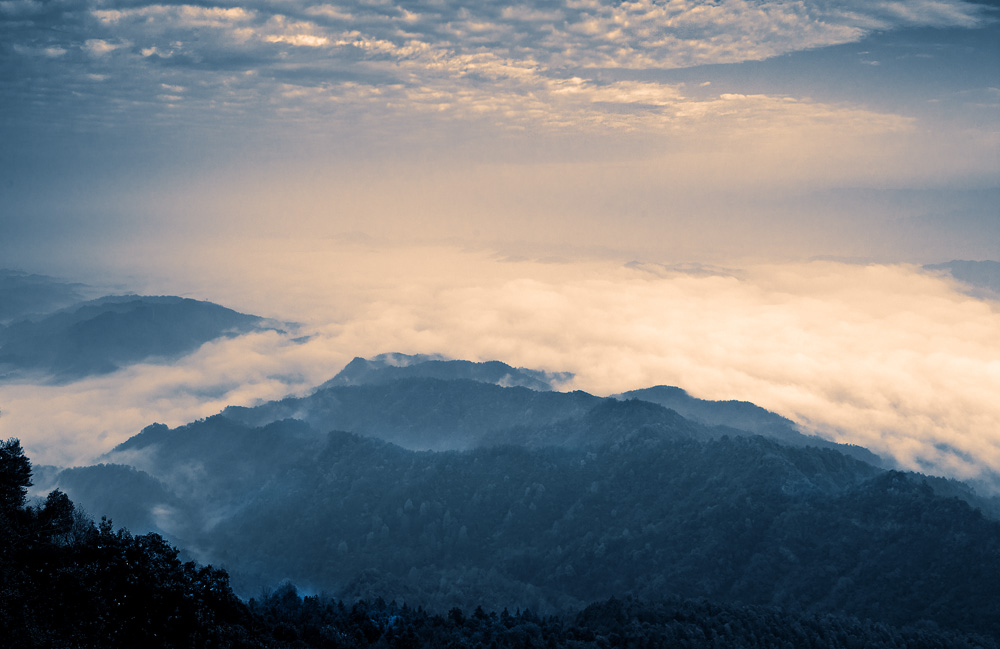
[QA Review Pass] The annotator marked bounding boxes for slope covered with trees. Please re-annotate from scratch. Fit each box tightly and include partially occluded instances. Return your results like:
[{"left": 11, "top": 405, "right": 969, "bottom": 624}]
[
  {"left": 18, "top": 353, "right": 1000, "bottom": 643},
  {"left": 47, "top": 395, "right": 1000, "bottom": 639},
  {"left": 613, "top": 385, "right": 882, "bottom": 465},
  {"left": 8, "top": 437, "right": 996, "bottom": 648},
  {"left": 219, "top": 378, "right": 603, "bottom": 451},
  {"left": 1, "top": 438, "right": 254, "bottom": 647}
]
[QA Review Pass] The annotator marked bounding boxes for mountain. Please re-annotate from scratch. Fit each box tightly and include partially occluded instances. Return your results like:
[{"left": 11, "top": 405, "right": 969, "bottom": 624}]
[
  {"left": 320, "top": 352, "right": 574, "bottom": 391},
  {"left": 105, "top": 397, "right": 713, "bottom": 513},
  {"left": 222, "top": 354, "right": 876, "bottom": 460},
  {"left": 51, "top": 414, "right": 1000, "bottom": 639},
  {"left": 616, "top": 385, "right": 883, "bottom": 465},
  {"left": 221, "top": 377, "right": 604, "bottom": 451},
  {"left": 615, "top": 385, "right": 798, "bottom": 435},
  {"left": 0, "top": 268, "right": 88, "bottom": 324},
  {"left": 924, "top": 260, "right": 1000, "bottom": 299},
  {"left": 0, "top": 295, "right": 268, "bottom": 382},
  {"left": 39, "top": 355, "right": 1000, "bottom": 640},
  {"left": 6, "top": 442, "right": 996, "bottom": 649}
]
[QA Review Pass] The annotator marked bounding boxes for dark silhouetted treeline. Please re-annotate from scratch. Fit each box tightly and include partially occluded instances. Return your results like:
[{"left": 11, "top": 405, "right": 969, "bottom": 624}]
[
  {"left": 1, "top": 438, "right": 255, "bottom": 647},
  {"left": 249, "top": 586, "right": 999, "bottom": 649}
]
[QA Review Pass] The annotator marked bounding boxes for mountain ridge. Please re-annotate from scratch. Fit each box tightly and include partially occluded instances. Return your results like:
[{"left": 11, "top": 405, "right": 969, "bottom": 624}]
[
  {"left": 30, "top": 352, "right": 1000, "bottom": 639},
  {"left": 615, "top": 385, "right": 883, "bottom": 466}
]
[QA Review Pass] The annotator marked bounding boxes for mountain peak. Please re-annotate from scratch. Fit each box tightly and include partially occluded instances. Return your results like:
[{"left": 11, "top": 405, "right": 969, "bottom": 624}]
[{"left": 319, "top": 353, "right": 574, "bottom": 392}]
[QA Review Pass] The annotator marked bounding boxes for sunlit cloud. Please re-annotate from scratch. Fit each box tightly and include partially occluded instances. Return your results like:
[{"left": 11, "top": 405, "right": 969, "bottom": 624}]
[
  {"left": 0, "top": 329, "right": 341, "bottom": 468},
  {"left": 2, "top": 242, "right": 997, "bottom": 492}
]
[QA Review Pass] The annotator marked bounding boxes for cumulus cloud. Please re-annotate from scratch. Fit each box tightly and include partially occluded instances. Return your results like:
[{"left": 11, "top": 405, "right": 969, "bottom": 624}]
[
  {"left": 1, "top": 0, "right": 990, "bottom": 137},
  {"left": 2, "top": 242, "right": 998, "bottom": 493}
]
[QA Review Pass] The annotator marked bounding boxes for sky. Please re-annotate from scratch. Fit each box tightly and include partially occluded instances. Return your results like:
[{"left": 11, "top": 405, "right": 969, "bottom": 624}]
[
  {"left": 2, "top": 0, "right": 998, "bottom": 260},
  {"left": 0, "top": 0, "right": 999, "bottom": 488}
]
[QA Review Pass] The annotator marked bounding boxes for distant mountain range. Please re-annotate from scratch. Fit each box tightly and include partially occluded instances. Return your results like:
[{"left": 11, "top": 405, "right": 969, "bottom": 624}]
[
  {"left": 0, "top": 293, "right": 271, "bottom": 382},
  {"left": 0, "top": 268, "right": 89, "bottom": 324},
  {"left": 37, "top": 353, "right": 1000, "bottom": 640}
]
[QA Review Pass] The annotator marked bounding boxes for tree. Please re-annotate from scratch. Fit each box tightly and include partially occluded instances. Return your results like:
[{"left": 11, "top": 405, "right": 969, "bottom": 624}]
[
  {"left": 0, "top": 438, "right": 32, "bottom": 515},
  {"left": 38, "top": 489, "right": 75, "bottom": 542}
]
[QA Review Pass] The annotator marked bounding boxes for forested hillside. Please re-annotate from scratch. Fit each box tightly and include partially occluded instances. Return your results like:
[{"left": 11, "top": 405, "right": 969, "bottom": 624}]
[
  {"left": 4, "top": 438, "right": 998, "bottom": 648},
  {"left": 219, "top": 378, "right": 602, "bottom": 450},
  {"left": 39, "top": 360, "right": 1000, "bottom": 641},
  {"left": 613, "top": 385, "right": 882, "bottom": 465}
]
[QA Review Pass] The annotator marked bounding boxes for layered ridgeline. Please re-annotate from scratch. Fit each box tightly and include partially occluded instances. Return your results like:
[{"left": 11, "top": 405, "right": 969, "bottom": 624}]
[
  {"left": 40, "top": 354, "right": 1000, "bottom": 641},
  {"left": 0, "top": 293, "right": 273, "bottom": 382}
]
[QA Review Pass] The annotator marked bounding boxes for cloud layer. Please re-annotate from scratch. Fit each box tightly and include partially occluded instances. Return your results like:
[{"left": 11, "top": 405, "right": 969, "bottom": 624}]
[{"left": 2, "top": 243, "right": 998, "bottom": 493}]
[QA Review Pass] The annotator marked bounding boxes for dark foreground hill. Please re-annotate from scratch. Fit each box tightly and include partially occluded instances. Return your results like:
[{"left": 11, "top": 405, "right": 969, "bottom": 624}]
[
  {"left": 27, "top": 354, "right": 1000, "bottom": 640},
  {"left": 0, "top": 294, "right": 268, "bottom": 381}
]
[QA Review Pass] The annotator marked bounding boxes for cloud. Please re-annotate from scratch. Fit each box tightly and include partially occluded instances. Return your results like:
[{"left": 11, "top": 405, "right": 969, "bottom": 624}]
[
  {"left": 1, "top": 0, "right": 991, "bottom": 139},
  {"left": 2, "top": 242, "right": 999, "bottom": 493},
  {"left": 265, "top": 33, "right": 331, "bottom": 47},
  {"left": 83, "top": 38, "right": 127, "bottom": 56},
  {"left": 12, "top": 44, "right": 68, "bottom": 57},
  {"left": 875, "top": 0, "right": 987, "bottom": 28},
  {"left": 0, "top": 329, "right": 340, "bottom": 468}
]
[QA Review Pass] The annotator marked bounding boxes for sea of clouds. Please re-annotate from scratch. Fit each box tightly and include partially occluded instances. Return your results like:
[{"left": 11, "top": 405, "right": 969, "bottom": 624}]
[{"left": 2, "top": 239, "right": 997, "bottom": 493}]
